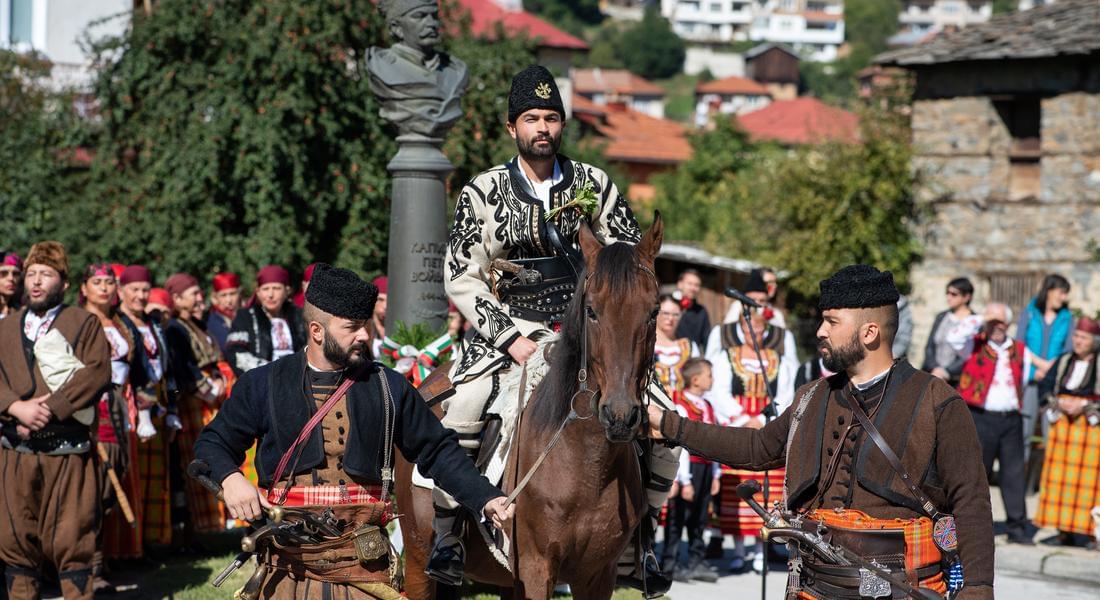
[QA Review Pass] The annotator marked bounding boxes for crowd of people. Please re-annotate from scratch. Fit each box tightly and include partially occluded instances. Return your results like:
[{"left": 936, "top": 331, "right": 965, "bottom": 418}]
[
  {"left": 0, "top": 245, "right": 406, "bottom": 596},
  {"left": 1, "top": 232, "right": 1097, "bottom": 597},
  {"left": 655, "top": 268, "right": 1100, "bottom": 583}
]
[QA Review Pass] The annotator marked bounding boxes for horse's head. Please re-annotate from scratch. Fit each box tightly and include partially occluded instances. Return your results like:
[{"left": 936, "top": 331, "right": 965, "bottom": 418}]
[{"left": 577, "top": 213, "right": 664, "bottom": 443}]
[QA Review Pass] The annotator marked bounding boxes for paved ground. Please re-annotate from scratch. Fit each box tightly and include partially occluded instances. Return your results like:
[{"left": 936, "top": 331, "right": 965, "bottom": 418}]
[{"left": 664, "top": 566, "right": 1098, "bottom": 600}]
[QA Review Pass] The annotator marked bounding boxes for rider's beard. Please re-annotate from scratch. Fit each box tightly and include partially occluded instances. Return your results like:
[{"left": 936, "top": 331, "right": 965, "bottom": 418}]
[
  {"left": 517, "top": 129, "right": 561, "bottom": 161},
  {"left": 819, "top": 330, "right": 866, "bottom": 374},
  {"left": 323, "top": 330, "right": 370, "bottom": 370}
]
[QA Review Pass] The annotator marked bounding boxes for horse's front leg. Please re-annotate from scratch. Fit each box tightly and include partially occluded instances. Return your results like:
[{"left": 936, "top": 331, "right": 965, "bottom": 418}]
[
  {"left": 568, "top": 563, "right": 618, "bottom": 600},
  {"left": 514, "top": 554, "right": 558, "bottom": 600}
]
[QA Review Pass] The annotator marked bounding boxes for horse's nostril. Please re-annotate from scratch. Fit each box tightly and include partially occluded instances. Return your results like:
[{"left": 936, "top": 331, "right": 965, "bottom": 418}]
[
  {"left": 627, "top": 405, "right": 642, "bottom": 429},
  {"left": 600, "top": 404, "right": 613, "bottom": 424}
]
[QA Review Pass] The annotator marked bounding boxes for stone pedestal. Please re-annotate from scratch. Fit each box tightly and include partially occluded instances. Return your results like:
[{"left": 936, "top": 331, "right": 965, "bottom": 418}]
[{"left": 385, "top": 134, "right": 453, "bottom": 331}]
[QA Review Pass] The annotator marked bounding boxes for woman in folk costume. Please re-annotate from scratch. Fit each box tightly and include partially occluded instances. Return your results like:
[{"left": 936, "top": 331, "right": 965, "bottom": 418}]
[
  {"left": 116, "top": 267, "right": 178, "bottom": 549},
  {"left": 1035, "top": 317, "right": 1100, "bottom": 547},
  {"left": 226, "top": 265, "right": 307, "bottom": 376},
  {"left": 0, "top": 250, "right": 21, "bottom": 319},
  {"left": 654, "top": 293, "right": 700, "bottom": 395},
  {"left": 704, "top": 270, "right": 796, "bottom": 572},
  {"left": 79, "top": 264, "right": 146, "bottom": 584},
  {"left": 163, "top": 273, "right": 233, "bottom": 534}
]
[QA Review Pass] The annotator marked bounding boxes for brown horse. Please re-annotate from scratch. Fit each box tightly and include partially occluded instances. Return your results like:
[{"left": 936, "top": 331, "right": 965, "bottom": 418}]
[{"left": 396, "top": 214, "right": 665, "bottom": 599}]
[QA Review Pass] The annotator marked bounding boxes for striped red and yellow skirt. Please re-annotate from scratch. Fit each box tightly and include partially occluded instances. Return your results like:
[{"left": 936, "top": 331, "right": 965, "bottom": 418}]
[{"left": 1036, "top": 413, "right": 1100, "bottom": 536}]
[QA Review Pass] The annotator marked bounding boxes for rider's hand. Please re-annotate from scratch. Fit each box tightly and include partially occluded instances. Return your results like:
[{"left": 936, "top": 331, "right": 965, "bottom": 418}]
[
  {"left": 668, "top": 482, "right": 680, "bottom": 500},
  {"left": 7, "top": 396, "right": 51, "bottom": 431},
  {"left": 711, "top": 477, "right": 721, "bottom": 497},
  {"left": 681, "top": 483, "right": 695, "bottom": 502},
  {"left": 222, "top": 472, "right": 271, "bottom": 521},
  {"left": 507, "top": 337, "right": 538, "bottom": 366},
  {"left": 647, "top": 404, "right": 665, "bottom": 440},
  {"left": 482, "top": 496, "right": 515, "bottom": 530}
]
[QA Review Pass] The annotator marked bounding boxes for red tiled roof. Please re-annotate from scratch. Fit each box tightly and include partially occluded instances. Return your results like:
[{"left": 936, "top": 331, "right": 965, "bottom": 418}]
[
  {"left": 572, "top": 68, "right": 665, "bottom": 97},
  {"left": 573, "top": 95, "right": 692, "bottom": 164},
  {"left": 455, "top": 0, "right": 589, "bottom": 50},
  {"left": 695, "top": 75, "right": 771, "bottom": 96},
  {"left": 734, "top": 97, "right": 859, "bottom": 145}
]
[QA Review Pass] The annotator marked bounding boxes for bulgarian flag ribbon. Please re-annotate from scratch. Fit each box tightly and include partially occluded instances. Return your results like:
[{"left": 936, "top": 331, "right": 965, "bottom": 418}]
[{"left": 380, "top": 333, "right": 454, "bottom": 386}]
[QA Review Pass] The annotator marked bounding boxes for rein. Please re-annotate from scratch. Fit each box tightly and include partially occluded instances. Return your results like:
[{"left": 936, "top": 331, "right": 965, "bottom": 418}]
[{"left": 504, "top": 263, "right": 658, "bottom": 508}]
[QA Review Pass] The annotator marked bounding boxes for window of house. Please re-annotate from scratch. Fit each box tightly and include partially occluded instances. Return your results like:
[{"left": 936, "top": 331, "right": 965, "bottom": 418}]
[
  {"left": 709, "top": 2, "right": 722, "bottom": 13},
  {"left": 994, "top": 97, "right": 1042, "bottom": 200},
  {"left": 807, "top": 1, "right": 827, "bottom": 10},
  {"left": 8, "top": 0, "right": 33, "bottom": 45},
  {"left": 984, "top": 272, "right": 1044, "bottom": 314},
  {"left": 681, "top": 1, "right": 701, "bottom": 11},
  {"left": 969, "top": 2, "right": 985, "bottom": 14},
  {"left": 732, "top": 2, "right": 747, "bottom": 12}
]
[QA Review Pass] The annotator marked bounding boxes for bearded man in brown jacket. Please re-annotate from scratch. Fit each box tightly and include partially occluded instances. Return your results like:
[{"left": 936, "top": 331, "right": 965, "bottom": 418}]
[
  {"left": 649, "top": 265, "right": 995, "bottom": 600},
  {"left": 0, "top": 241, "right": 111, "bottom": 600}
]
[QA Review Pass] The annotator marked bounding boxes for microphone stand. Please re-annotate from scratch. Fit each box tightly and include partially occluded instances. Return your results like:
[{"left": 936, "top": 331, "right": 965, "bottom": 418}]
[{"left": 740, "top": 302, "right": 777, "bottom": 600}]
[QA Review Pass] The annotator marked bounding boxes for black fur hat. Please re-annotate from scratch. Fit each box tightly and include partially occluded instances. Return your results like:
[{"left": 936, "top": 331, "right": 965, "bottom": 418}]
[
  {"left": 508, "top": 65, "right": 565, "bottom": 123},
  {"left": 305, "top": 263, "right": 379, "bottom": 320},
  {"left": 818, "top": 264, "right": 900, "bottom": 310}
]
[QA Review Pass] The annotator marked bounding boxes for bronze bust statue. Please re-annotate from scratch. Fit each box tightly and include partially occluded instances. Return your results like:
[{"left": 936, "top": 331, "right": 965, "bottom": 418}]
[{"left": 368, "top": 0, "right": 469, "bottom": 139}]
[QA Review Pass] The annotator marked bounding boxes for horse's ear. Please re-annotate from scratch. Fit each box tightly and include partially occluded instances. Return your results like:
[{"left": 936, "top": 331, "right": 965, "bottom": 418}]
[
  {"left": 578, "top": 221, "right": 603, "bottom": 268},
  {"left": 636, "top": 211, "right": 664, "bottom": 265}
]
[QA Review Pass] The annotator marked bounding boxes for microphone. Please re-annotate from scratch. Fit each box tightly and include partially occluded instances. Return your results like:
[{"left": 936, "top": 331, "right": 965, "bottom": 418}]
[{"left": 725, "top": 287, "right": 761, "bottom": 309}]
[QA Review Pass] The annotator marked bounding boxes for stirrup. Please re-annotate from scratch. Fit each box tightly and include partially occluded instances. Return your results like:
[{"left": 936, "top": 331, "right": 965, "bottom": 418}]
[{"left": 426, "top": 534, "right": 466, "bottom": 587}]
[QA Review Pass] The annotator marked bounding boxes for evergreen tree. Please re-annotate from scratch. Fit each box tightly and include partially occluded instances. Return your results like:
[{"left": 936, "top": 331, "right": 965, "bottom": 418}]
[{"left": 616, "top": 8, "right": 685, "bottom": 80}]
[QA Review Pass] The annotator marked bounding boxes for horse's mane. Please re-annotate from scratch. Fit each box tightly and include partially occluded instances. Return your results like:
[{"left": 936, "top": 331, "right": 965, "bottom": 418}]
[{"left": 529, "top": 242, "right": 643, "bottom": 432}]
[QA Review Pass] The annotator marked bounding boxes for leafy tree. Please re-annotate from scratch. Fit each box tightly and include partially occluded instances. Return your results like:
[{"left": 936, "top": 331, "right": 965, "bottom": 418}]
[
  {"left": 845, "top": 0, "right": 901, "bottom": 57},
  {"left": 69, "top": 0, "right": 542, "bottom": 283},
  {"left": 801, "top": 0, "right": 899, "bottom": 102},
  {"left": 754, "top": 109, "right": 923, "bottom": 296},
  {"left": 652, "top": 107, "right": 923, "bottom": 298},
  {"left": 0, "top": 51, "right": 83, "bottom": 256},
  {"left": 992, "top": 0, "right": 1016, "bottom": 15},
  {"left": 525, "top": 0, "right": 604, "bottom": 36},
  {"left": 650, "top": 118, "right": 757, "bottom": 243},
  {"left": 616, "top": 8, "right": 685, "bottom": 80}
]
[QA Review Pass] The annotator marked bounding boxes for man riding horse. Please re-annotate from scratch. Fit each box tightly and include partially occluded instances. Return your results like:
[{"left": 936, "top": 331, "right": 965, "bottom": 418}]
[{"left": 430, "top": 65, "right": 679, "bottom": 596}]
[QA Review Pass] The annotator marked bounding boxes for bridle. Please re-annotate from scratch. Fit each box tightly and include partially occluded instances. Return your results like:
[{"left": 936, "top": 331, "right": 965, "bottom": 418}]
[{"left": 504, "top": 261, "right": 659, "bottom": 509}]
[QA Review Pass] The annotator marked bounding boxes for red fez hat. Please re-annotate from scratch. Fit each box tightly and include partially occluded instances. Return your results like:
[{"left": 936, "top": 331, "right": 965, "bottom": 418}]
[
  {"left": 164, "top": 273, "right": 200, "bottom": 298},
  {"left": 372, "top": 276, "right": 388, "bottom": 295},
  {"left": 110, "top": 264, "right": 126, "bottom": 280},
  {"left": 257, "top": 265, "right": 290, "bottom": 287},
  {"left": 1076, "top": 317, "right": 1100, "bottom": 336},
  {"left": 147, "top": 288, "right": 171, "bottom": 307},
  {"left": 212, "top": 272, "right": 240, "bottom": 292},
  {"left": 303, "top": 262, "right": 318, "bottom": 282},
  {"left": 119, "top": 265, "right": 152, "bottom": 286}
]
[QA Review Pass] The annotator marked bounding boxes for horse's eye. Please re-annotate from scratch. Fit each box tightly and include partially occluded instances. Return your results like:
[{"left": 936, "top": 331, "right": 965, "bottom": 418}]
[{"left": 586, "top": 305, "right": 598, "bottom": 321}]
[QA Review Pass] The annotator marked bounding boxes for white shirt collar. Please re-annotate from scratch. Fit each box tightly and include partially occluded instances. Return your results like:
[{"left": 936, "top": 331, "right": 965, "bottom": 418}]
[{"left": 853, "top": 366, "right": 892, "bottom": 391}]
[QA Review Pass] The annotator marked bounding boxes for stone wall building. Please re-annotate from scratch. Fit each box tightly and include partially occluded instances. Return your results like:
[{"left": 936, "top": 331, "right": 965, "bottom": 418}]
[{"left": 877, "top": 0, "right": 1100, "bottom": 356}]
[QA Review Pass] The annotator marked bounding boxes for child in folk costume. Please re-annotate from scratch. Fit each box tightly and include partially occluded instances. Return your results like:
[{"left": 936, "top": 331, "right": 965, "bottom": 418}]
[
  {"left": 663, "top": 359, "right": 721, "bottom": 583},
  {"left": 705, "top": 272, "right": 796, "bottom": 572},
  {"left": 654, "top": 294, "right": 700, "bottom": 394}
]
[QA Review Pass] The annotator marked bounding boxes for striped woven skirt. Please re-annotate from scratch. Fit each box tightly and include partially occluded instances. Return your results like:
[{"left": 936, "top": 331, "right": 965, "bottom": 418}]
[
  {"left": 176, "top": 391, "right": 226, "bottom": 533},
  {"left": 102, "top": 433, "right": 144, "bottom": 558},
  {"left": 136, "top": 417, "right": 172, "bottom": 546},
  {"left": 1035, "top": 414, "right": 1100, "bottom": 536},
  {"left": 716, "top": 467, "right": 784, "bottom": 536}
]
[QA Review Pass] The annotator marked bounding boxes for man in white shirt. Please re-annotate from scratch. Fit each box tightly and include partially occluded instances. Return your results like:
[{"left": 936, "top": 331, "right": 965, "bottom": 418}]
[{"left": 957, "top": 302, "right": 1033, "bottom": 545}]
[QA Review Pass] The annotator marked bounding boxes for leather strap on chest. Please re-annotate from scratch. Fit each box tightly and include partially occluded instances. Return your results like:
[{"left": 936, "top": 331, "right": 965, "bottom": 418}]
[
  {"left": 848, "top": 399, "right": 945, "bottom": 521},
  {"left": 271, "top": 365, "right": 396, "bottom": 505}
]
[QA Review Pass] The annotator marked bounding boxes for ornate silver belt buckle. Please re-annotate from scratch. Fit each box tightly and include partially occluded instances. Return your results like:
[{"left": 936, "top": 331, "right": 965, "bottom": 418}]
[
  {"left": 858, "top": 561, "right": 891, "bottom": 599},
  {"left": 517, "top": 268, "right": 542, "bottom": 285}
]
